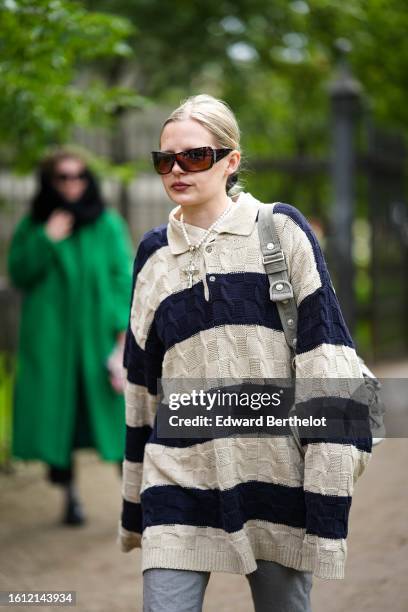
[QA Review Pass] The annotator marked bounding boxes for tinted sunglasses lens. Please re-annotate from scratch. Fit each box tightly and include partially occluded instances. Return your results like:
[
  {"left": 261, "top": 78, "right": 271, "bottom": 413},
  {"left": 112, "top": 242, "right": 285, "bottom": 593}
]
[
  {"left": 152, "top": 152, "right": 173, "bottom": 174},
  {"left": 180, "top": 148, "right": 213, "bottom": 171},
  {"left": 55, "top": 172, "right": 87, "bottom": 182}
]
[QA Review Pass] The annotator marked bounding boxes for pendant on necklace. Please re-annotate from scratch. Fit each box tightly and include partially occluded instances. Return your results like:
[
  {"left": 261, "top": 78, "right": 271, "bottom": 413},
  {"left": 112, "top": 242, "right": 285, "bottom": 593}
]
[{"left": 183, "top": 258, "right": 199, "bottom": 289}]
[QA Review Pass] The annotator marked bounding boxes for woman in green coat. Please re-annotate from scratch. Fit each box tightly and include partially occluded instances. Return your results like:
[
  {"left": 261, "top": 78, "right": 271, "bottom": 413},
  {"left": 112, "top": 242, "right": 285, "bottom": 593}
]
[{"left": 7, "top": 149, "right": 134, "bottom": 525}]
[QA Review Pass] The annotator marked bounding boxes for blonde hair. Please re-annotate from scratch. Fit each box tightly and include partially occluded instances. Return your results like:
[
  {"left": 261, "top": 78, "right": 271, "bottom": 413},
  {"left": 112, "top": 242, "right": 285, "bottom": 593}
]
[{"left": 160, "top": 94, "right": 244, "bottom": 197}]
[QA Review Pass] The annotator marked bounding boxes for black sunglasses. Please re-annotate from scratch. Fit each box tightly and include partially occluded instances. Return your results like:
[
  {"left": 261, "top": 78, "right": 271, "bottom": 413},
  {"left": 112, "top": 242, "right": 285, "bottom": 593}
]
[
  {"left": 54, "top": 171, "right": 88, "bottom": 182},
  {"left": 151, "top": 146, "right": 233, "bottom": 175}
]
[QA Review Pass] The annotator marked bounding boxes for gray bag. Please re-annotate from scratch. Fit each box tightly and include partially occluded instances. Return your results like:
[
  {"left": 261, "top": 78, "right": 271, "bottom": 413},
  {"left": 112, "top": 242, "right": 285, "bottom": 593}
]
[{"left": 257, "top": 202, "right": 386, "bottom": 455}]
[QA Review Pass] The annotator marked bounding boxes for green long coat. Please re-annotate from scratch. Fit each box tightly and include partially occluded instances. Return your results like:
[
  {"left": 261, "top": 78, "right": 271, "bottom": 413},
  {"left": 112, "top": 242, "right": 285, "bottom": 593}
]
[{"left": 7, "top": 208, "right": 134, "bottom": 467}]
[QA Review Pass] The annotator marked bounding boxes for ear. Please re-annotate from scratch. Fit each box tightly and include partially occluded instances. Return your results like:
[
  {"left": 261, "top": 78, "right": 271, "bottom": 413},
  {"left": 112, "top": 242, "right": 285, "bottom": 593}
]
[{"left": 225, "top": 150, "right": 241, "bottom": 177}]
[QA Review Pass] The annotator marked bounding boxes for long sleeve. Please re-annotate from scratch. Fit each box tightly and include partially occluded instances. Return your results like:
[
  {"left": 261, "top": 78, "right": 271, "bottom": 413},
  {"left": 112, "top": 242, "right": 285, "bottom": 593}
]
[
  {"left": 276, "top": 203, "right": 372, "bottom": 579},
  {"left": 7, "top": 215, "right": 56, "bottom": 290},
  {"left": 118, "top": 240, "right": 165, "bottom": 553}
]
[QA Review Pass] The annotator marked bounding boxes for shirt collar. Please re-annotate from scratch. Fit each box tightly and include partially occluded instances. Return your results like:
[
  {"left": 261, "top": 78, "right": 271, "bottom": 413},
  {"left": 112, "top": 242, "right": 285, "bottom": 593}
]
[{"left": 167, "top": 191, "right": 261, "bottom": 255}]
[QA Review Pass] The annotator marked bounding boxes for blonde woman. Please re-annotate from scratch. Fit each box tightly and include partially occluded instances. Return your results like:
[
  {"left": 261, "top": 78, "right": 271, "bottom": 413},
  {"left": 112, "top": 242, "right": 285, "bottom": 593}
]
[{"left": 118, "top": 95, "right": 372, "bottom": 611}]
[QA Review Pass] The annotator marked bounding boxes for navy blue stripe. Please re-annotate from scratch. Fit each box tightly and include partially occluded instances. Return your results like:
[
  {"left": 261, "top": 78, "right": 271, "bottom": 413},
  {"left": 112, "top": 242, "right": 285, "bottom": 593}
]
[
  {"left": 141, "top": 481, "right": 306, "bottom": 533},
  {"left": 124, "top": 330, "right": 146, "bottom": 386},
  {"left": 122, "top": 499, "right": 142, "bottom": 533},
  {"left": 125, "top": 424, "right": 153, "bottom": 462},
  {"left": 135, "top": 224, "right": 168, "bottom": 276},
  {"left": 296, "top": 284, "right": 354, "bottom": 352},
  {"left": 144, "top": 320, "right": 165, "bottom": 394},
  {"left": 149, "top": 430, "right": 371, "bottom": 453},
  {"left": 305, "top": 491, "right": 352, "bottom": 539},
  {"left": 150, "top": 431, "right": 371, "bottom": 453},
  {"left": 145, "top": 385, "right": 372, "bottom": 452},
  {"left": 296, "top": 395, "right": 370, "bottom": 418},
  {"left": 124, "top": 320, "right": 164, "bottom": 395},
  {"left": 272, "top": 203, "right": 355, "bottom": 351},
  {"left": 140, "top": 481, "right": 351, "bottom": 540},
  {"left": 295, "top": 395, "right": 372, "bottom": 452},
  {"left": 151, "top": 413, "right": 214, "bottom": 448},
  {"left": 155, "top": 272, "right": 283, "bottom": 351},
  {"left": 150, "top": 384, "right": 372, "bottom": 449}
]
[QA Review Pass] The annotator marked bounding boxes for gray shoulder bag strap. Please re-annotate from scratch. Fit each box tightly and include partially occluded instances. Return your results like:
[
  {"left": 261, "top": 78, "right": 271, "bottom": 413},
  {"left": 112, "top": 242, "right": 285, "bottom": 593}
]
[
  {"left": 257, "top": 202, "right": 385, "bottom": 451},
  {"left": 257, "top": 202, "right": 304, "bottom": 454},
  {"left": 257, "top": 203, "right": 298, "bottom": 360}
]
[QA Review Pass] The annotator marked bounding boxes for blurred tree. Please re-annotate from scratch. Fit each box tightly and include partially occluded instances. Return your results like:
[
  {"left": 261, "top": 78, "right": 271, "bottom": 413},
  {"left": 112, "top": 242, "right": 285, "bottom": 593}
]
[
  {"left": 84, "top": 0, "right": 408, "bottom": 157},
  {"left": 81, "top": 0, "right": 408, "bottom": 358},
  {"left": 0, "top": 0, "right": 147, "bottom": 169}
]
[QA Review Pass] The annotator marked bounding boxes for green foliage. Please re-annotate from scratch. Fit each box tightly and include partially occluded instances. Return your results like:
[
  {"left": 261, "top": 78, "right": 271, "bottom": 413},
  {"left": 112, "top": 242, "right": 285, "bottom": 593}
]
[
  {"left": 0, "top": 0, "right": 145, "bottom": 169},
  {"left": 86, "top": 0, "right": 408, "bottom": 158},
  {"left": 3, "top": 1, "right": 408, "bottom": 179},
  {"left": 86, "top": 151, "right": 150, "bottom": 184},
  {"left": 0, "top": 353, "right": 14, "bottom": 467}
]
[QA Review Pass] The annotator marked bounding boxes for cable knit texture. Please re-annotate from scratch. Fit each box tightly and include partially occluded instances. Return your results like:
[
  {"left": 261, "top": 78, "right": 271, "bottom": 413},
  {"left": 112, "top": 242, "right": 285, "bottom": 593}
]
[{"left": 118, "top": 192, "right": 372, "bottom": 580}]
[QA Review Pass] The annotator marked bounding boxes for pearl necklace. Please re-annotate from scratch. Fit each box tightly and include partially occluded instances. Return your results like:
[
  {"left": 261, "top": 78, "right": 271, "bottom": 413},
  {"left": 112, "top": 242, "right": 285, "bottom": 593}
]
[{"left": 180, "top": 198, "right": 233, "bottom": 288}]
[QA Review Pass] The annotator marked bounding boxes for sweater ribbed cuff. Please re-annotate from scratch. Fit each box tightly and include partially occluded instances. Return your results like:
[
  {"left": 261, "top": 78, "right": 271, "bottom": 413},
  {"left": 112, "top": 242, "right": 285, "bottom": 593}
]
[{"left": 117, "top": 521, "right": 142, "bottom": 552}]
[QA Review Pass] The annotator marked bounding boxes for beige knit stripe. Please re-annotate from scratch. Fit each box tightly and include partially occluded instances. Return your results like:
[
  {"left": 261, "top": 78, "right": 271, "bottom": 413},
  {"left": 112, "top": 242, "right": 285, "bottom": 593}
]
[
  {"left": 117, "top": 521, "right": 142, "bottom": 552},
  {"left": 142, "top": 523, "right": 347, "bottom": 579},
  {"left": 303, "top": 441, "right": 372, "bottom": 497},
  {"left": 122, "top": 458, "right": 143, "bottom": 503},
  {"left": 273, "top": 212, "right": 322, "bottom": 307},
  {"left": 118, "top": 514, "right": 347, "bottom": 577},
  {"left": 124, "top": 380, "right": 158, "bottom": 428},
  {"left": 140, "top": 437, "right": 369, "bottom": 499},
  {"left": 294, "top": 344, "right": 366, "bottom": 404},
  {"left": 123, "top": 437, "right": 371, "bottom": 502},
  {"left": 141, "top": 520, "right": 306, "bottom": 559},
  {"left": 296, "top": 343, "right": 362, "bottom": 377},
  {"left": 124, "top": 339, "right": 363, "bottom": 412},
  {"left": 129, "top": 212, "right": 322, "bottom": 349},
  {"left": 301, "top": 532, "right": 347, "bottom": 579},
  {"left": 140, "top": 435, "right": 304, "bottom": 494},
  {"left": 162, "top": 325, "right": 293, "bottom": 379},
  {"left": 140, "top": 539, "right": 345, "bottom": 579},
  {"left": 130, "top": 244, "right": 171, "bottom": 350}
]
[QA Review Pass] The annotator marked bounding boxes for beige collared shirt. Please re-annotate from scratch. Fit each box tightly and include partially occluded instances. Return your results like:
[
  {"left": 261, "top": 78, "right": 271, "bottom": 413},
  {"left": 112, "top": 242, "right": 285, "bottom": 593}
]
[
  {"left": 167, "top": 191, "right": 261, "bottom": 255},
  {"left": 166, "top": 191, "right": 261, "bottom": 300}
]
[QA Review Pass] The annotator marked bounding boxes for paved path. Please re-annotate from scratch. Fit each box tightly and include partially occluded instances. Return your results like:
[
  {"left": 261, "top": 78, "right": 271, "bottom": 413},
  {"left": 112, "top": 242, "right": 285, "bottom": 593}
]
[{"left": 1, "top": 361, "right": 407, "bottom": 611}]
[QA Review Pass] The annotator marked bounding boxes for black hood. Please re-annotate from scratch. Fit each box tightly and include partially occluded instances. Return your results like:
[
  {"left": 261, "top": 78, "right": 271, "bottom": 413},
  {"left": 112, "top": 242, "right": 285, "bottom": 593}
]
[{"left": 30, "top": 167, "right": 105, "bottom": 231}]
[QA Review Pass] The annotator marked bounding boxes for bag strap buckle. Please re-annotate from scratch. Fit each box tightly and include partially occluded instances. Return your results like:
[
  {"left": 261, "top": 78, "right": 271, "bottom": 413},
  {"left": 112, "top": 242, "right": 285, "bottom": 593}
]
[{"left": 262, "top": 250, "right": 285, "bottom": 266}]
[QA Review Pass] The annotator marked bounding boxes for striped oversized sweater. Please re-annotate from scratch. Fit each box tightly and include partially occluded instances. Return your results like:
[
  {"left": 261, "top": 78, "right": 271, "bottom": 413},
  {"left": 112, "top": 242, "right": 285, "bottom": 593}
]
[{"left": 117, "top": 191, "right": 372, "bottom": 580}]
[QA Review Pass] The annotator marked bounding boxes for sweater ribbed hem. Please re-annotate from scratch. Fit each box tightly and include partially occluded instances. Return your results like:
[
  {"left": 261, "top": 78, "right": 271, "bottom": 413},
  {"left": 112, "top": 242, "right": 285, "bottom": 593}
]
[
  {"left": 137, "top": 521, "right": 347, "bottom": 579},
  {"left": 142, "top": 546, "right": 257, "bottom": 575},
  {"left": 141, "top": 543, "right": 345, "bottom": 580}
]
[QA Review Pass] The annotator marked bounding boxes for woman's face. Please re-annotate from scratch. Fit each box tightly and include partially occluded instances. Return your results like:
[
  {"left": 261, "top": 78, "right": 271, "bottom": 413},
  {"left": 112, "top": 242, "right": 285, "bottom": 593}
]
[
  {"left": 52, "top": 157, "right": 88, "bottom": 203},
  {"left": 159, "top": 118, "right": 240, "bottom": 208}
]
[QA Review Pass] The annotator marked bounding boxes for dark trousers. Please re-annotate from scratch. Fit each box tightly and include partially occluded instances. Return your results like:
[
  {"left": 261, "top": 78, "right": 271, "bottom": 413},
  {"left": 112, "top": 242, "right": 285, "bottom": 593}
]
[{"left": 48, "top": 457, "right": 123, "bottom": 485}]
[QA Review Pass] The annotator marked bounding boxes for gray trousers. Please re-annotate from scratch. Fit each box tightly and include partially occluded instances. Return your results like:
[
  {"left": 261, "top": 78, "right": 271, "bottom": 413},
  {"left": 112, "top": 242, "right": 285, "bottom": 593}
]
[{"left": 143, "top": 559, "right": 313, "bottom": 612}]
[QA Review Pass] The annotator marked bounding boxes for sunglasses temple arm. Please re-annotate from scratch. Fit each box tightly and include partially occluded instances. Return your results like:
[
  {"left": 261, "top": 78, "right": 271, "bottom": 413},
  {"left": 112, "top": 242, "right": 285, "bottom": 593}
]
[{"left": 214, "top": 149, "right": 232, "bottom": 162}]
